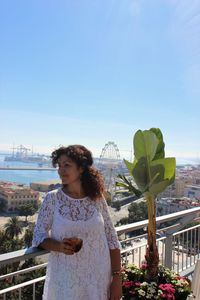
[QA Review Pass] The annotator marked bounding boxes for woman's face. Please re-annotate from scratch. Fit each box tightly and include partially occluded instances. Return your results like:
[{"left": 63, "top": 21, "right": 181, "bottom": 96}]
[{"left": 57, "top": 154, "right": 83, "bottom": 185}]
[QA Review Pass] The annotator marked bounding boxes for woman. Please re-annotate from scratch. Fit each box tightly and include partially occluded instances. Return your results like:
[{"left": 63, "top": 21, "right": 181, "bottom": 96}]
[{"left": 32, "top": 145, "right": 122, "bottom": 300}]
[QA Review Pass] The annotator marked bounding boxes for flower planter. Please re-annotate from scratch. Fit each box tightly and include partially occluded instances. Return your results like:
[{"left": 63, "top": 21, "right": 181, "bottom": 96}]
[{"left": 122, "top": 264, "right": 192, "bottom": 300}]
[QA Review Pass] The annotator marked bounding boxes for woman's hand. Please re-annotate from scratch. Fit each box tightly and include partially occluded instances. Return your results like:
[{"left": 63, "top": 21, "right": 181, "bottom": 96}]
[
  {"left": 59, "top": 238, "right": 75, "bottom": 255},
  {"left": 110, "top": 275, "right": 122, "bottom": 300}
]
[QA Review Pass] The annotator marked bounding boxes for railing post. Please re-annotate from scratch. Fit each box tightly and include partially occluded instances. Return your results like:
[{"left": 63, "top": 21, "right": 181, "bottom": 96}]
[
  {"left": 19, "top": 288, "right": 21, "bottom": 300},
  {"left": 198, "top": 227, "right": 200, "bottom": 254},
  {"left": 165, "top": 233, "right": 173, "bottom": 269},
  {"left": 33, "top": 283, "right": 35, "bottom": 300}
]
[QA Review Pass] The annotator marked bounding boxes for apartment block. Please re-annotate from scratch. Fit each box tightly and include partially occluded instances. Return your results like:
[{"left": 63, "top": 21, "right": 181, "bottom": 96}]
[
  {"left": 30, "top": 180, "right": 61, "bottom": 192},
  {"left": 0, "top": 181, "right": 39, "bottom": 212},
  {"left": 184, "top": 185, "right": 200, "bottom": 200}
]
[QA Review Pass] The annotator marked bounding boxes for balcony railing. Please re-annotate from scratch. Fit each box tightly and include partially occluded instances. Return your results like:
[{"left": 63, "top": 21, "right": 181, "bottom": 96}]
[{"left": 1, "top": 206, "right": 200, "bottom": 299}]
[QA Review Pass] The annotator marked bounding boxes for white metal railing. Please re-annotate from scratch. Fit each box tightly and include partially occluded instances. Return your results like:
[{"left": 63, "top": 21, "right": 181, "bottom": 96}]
[
  {"left": 0, "top": 206, "right": 200, "bottom": 299},
  {"left": 120, "top": 224, "right": 200, "bottom": 275}
]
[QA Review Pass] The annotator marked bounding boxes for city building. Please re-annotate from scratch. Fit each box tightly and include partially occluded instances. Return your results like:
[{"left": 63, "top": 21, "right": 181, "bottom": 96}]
[
  {"left": 0, "top": 181, "right": 39, "bottom": 212},
  {"left": 157, "top": 197, "right": 200, "bottom": 215},
  {"left": 160, "top": 165, "right": 200, "bottom": 199},
  {"left": 184, "top": 184, "right": 200, "bottom": 200},
  {"left": 30, "top": 180, "right": 61, "bottom": 192}
]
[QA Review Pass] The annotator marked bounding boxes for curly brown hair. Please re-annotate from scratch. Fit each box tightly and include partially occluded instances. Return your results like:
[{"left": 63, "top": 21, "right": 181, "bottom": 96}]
[{"left": 51, "top": 145, "right": 105, "bottom": 200}]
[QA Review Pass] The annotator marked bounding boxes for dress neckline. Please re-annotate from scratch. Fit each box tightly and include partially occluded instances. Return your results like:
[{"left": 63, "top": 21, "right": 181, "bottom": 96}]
[{"left": 59, "top": 188, "right": 88, "bottom": 201}]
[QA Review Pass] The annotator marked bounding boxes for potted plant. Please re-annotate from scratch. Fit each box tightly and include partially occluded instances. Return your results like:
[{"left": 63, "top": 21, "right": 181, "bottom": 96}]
[
  {"left": 116, "top": 128, "right": 176, "bottom": 281},
  {"left": 121, "top": 263, "right": 192, "bottom": 300}
]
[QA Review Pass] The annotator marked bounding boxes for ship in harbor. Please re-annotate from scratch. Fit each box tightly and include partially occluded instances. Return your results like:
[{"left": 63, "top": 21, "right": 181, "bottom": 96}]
[{"left": 4, "top": 145, "right": 51, "bottom": 165}]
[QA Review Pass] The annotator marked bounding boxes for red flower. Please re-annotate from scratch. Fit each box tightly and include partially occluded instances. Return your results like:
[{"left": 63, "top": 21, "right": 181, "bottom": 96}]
[
  {"left": 160, "top": 294, "right": 175, "bottom": 299},
  {"left": 134, "top": 281, "right": 141, "bottom": 287},
  {"left": 123, "top": 281, "right": 134, "bottom": 288},
  {"left": 159, "top": 284, "right": 175, "bottom": 294},
  {"left": 141, "top": 263, "right": 148, "bottom": 270}
]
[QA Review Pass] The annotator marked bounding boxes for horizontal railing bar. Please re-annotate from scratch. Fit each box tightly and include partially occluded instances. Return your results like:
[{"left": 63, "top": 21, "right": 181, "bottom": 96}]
[
  {"left": 121, "top": 233, "right": 148, "bottom": 242},
  {"left": 0, "top": 263, "right": 47, "bottom": 280},
  {"left": 116, "top": 207, "right": 200, "bottom": 235},
  {"left": 0, "top": 247, "right": 48, "bottom": 267},
  {"left": 173, "top": 224, "right": 200, "bottom": 236},
  {"left": 121, "top": 237, "right": 166, "bottom": 254},
  {"left": 0, "top": 276, "right": 46, "bottom": 295},
  {"left": 1, "top": 207, "right": 200, "bottom": 267},
  {"left": 121, "top": 242, "right": 147, "bottom": 254},
  {"left": 180, "top": 265, "right": 195, "bottom": 277}
]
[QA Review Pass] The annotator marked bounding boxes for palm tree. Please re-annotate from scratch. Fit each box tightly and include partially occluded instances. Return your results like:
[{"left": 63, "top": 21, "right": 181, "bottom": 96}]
[
  {"left": 18, "top": 204, "right": 35, "bottom": 225},
  {"left": 116, "top": 128, "right": 176, "bottom": 281},
  {"left": 24, "top": 225, "right": 34, "bottom": 247},
  {"left": 4, "top": 216, "right": 23, "bottom": 239},
  {"left": 0, "top": 229, "right": 8, "bottom": 253}
]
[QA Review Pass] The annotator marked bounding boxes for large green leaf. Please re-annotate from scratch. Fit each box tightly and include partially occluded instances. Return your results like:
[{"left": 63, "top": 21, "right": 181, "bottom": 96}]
[
  {"left": 149, "top": 179, "right": 171, "bottom": 195},
  {"left": 132, "top": 156, "right": 148, "bottom": 191},
  {"left": 134, "top": 130, "right": 159, "bottom": 161},
  {"left": 150, "top": 128, "right": 165, "bottom": 160},
  {"left": 149, "top": 164, "right": 165, "bottom": 185},
  {"left": 150, "top": 157, "right": 176, "bottom": 185},
  {"left": 133, "top": 161, "right": 166, "bottom": 194},
  {"left": 132, "top": 155, "right": 176, "bottom": 196},
  {"left": 119, "top": 128, "right": 176, "bottom": 198},
  {"left": 124, "top": 159, "right": 135, "bottom": 176}
]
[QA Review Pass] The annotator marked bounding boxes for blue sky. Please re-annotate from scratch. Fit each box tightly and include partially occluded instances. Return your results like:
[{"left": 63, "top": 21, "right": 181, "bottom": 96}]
[{"left": 0, "top": 0, "right": 200, "bottom": 163}]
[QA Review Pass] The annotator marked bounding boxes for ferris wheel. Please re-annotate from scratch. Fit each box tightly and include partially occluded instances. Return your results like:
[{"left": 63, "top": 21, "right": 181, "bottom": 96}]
[{"left": 98, "top": 141, "right": 121, "bottom": 194}]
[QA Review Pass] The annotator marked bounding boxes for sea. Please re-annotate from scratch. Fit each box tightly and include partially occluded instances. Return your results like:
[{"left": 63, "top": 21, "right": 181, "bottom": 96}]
[
  {"left": 0, "top": 154, "right": 59, "bottom": 186},
  {"left": 0, "top": 153, "right": 199, "bottom": 187}
]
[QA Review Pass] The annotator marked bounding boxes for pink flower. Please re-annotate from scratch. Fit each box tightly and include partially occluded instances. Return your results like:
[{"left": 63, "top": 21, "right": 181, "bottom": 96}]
[
  {"left": 141, "top": 263, "right": 148, "bottom": 270},
  {"left": 123, "top": 281, "right": 134, "bottom": 288},
  {"left": 161, "top": 294, "right": 175, "bottom": 299},
  {"left": 159, "top": 284, "right": 175, "bottom": 294},
  {"left": 134, "top": 281, "right": 141, "bottom": 287}
]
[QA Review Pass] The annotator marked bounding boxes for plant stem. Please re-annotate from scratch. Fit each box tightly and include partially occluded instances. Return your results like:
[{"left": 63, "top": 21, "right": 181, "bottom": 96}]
[{"left": 144, "top": 192, "right": 159, "bottom": 282}]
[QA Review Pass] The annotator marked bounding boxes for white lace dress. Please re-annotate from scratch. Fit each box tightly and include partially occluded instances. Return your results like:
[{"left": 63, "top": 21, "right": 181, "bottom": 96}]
[{"left": 32, "top": 188, "right": 120, "bottom": 300}]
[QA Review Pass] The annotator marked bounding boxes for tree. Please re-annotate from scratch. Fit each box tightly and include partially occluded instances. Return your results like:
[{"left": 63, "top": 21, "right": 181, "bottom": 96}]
[
  {"left": 19, "top": 258, "right": 45, "bottom": 300},
  {"left": 157, "top": 206, "right": 163, "bottom": 216},
  {"left": 48, "top": 184, "right": 55, "bottom": 191},
  {"left": 0, "top": 229, "right": 8, "bottom": 253},
  {"left": 116, "top": 201, "right": 148, "bottom": 235},
  {"left": 112, "top": 200, "right": 121, "bottom": 211},
  {"left": 18, "top": 203, "right": 37, "bottom": 224},
  {"left": 128, "top": 201, "right": 148, "bottom": 223},
  {"left": 23, "top": 225, "right": 34, "bottom": 247},
  {"left": 115, "top": 217, "right": 129, "bottom": 226},
  {"left": 0, "top": 228, "right": 24, "bottom": 254},
  {"left": 4, "top": 216, "right": 23, "bottom": 239},
  {"left": 117, "top": 128, "right": 176, "bottom": 281}
]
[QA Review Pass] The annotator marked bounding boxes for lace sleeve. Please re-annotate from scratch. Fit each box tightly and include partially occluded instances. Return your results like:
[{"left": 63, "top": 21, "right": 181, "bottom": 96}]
[
  {"left": 32, "top": 192, "right": 55, "bottom": 247},
  {"left": 97, "top": 198, "right": 121, "bottom": 250}
]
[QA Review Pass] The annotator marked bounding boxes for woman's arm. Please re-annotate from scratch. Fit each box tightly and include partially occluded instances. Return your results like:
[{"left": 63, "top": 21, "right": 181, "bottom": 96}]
[
  {"left": 32, "top": 192, "right": 55, "bottom": 248},
  {"left": 39, "top": 238, "right": 61, "bottom": 252},
  {"left": 110, "top": 248, "right": 121, "bottom": 273},
  {"left": 39, "top": 238, "right": 75, "bottom": 255},
  {"left": 110, "top": 248, "right": 122, "bottom": 300},
  {"left": 33, "top": 192, "right": 78, "bottom": 255},
  {"left": 97, "top": 198, "right": 122, "bottom": 299}
]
